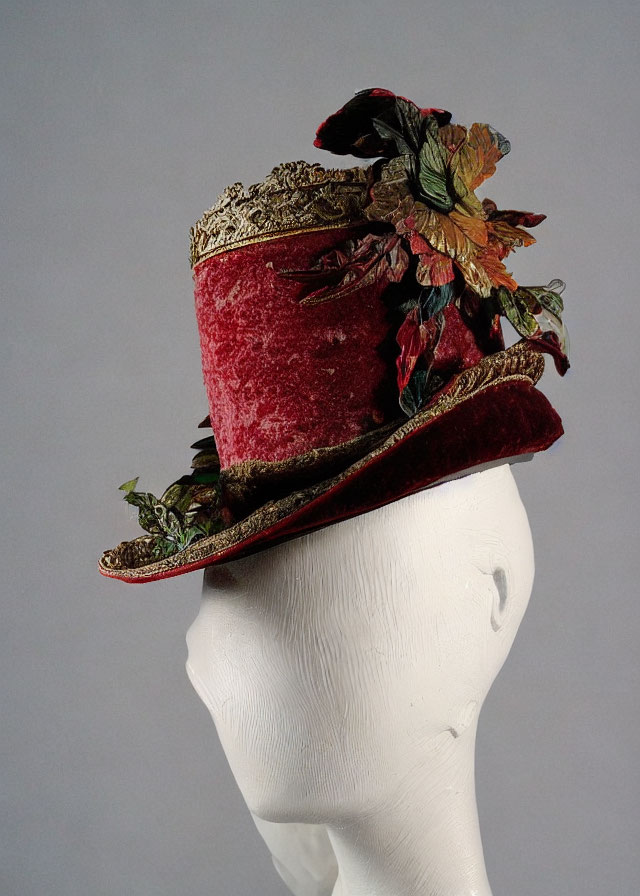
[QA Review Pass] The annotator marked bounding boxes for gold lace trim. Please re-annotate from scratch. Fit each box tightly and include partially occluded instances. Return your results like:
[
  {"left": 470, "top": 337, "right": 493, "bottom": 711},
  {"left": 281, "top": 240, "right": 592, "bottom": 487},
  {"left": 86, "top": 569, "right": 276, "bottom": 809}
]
[
  {"left": 99, "top": 344, "right": 545, "bottom": 580},
  {"left": 189, "top": 161, "right": 369, "bottom": 268}
]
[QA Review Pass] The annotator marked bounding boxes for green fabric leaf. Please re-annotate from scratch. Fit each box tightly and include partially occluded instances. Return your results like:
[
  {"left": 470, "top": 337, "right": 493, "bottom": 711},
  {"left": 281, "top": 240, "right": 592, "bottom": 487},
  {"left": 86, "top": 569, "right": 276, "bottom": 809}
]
[
  {"left": 121, "top": 482, "right": 198, "bottom": 542},
  {"left": 115, "top": 420, "right": 227, "bottom": 565},
  {"left": 495, "top": 282, "right": 568, "bottom": 365},
  {"left": 417, "top": 121, "right": 454, "bottom": 213},
  {"left": 192, "top": 470, "right": 220, "bottom": 485},
  {"left": 394, "top": 97, "right": 424, "bottom": 153},
  {"left": 399, "top": 369, "right": 429, "bottom": 417},
  {"left": 371, "top": 117, "right": 413, "bottom": 157},
  {"left": 151, "top": 538, "right": 177, "bottom": 561},
  {"left": 160, "top": 484, "right": 185, "bottom": 510},
  {"left": 495, "top": 287, "right": 539, "bottom": 338},
  {"left": 396, "top": 294, "right": 421, "bottom": 315},
  {"left": 521, "top": 280, "right": 565, "bottom": 317},
  {"left": 160, "top": 482, "right": 195, "bottom": 514},
  {"left": 121, "top": 488, "right": 166, "bottom": 536},
  {"left": 421, "top": 282, "right": 454, "bottom": 318},
  {"left": 489, "top": 125, "right": 511, "bottom": 157},
  {"left": 119, "top": 478, "right": 139, "bottom": 494}
]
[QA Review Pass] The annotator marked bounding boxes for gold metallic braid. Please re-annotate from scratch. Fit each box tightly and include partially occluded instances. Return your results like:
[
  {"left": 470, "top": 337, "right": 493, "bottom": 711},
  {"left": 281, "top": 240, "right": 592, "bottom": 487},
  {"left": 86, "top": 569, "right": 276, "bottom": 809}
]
[
  {"left": 189, "top": 161, "right": 369, "bottom": 268},
  {"left": 99, "top": 343, "right": 544, "bottom": 580}
]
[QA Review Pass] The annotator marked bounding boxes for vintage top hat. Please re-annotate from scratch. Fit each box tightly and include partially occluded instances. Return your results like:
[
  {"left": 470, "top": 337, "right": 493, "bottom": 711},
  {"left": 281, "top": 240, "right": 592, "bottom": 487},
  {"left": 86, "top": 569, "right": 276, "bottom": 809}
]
[{"left": 99, "top": 89, "right": 568, "bottom": 584}]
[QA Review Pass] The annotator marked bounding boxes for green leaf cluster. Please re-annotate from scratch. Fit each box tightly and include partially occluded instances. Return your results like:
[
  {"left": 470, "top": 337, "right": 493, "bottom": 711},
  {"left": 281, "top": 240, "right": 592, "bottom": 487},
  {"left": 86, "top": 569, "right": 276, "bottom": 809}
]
[
  {"left": 495, "top": 281, "right": 566, "bottom": 343},
  {"left": 306, "top": 90, "right": 569, "bottom": 420},
  {"left": 119, "top": 475, "right": 223, "bottom": 560},
  {"left": 373, "top": 103, "right": 455, "bottom": 214}
]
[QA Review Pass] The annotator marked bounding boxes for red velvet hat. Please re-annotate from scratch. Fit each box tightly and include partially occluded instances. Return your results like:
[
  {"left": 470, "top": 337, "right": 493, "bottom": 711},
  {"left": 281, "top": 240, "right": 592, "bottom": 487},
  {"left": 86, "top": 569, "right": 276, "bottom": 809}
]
[{"left": 99, "top": 89, "right": 568, "bottom": 584}]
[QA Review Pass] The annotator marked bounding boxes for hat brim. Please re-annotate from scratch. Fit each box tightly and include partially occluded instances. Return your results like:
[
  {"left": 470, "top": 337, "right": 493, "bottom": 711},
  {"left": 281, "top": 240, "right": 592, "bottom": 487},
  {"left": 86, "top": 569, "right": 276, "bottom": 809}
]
[{"left": 98, "top": 344, "right": 562, "bottom": 584}]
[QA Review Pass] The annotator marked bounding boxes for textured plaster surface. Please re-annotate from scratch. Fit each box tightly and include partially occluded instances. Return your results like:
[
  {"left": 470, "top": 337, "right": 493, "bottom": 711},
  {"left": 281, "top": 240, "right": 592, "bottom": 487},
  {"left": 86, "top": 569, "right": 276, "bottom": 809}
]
[{"left": 187, "top": 466, "right": 533, "bottom": 895}]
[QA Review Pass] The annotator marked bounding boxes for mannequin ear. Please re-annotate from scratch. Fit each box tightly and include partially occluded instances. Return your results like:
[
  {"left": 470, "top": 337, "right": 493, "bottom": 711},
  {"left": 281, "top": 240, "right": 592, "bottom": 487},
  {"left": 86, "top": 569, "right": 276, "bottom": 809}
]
[
  {"left": 472, "top": 547, "right": 516, "bottom": 633},
  {"left": 490, "top": 564, "right": 511, "bottom": 632}
]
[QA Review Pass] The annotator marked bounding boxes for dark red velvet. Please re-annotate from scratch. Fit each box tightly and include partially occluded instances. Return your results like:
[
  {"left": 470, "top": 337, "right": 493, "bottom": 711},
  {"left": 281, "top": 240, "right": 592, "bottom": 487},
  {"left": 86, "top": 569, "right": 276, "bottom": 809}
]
[
  {"left": 248, "top": 379, "right": 563, "bottom": 553},
  {"left": 115, "top": 377, "right": 563, "bottom": 583},
  {"left": 194, "top": 226, "right": 397, "bottom": 468},
  {"left": 432, "top": 303, "right": 504, "bottom": 378}
]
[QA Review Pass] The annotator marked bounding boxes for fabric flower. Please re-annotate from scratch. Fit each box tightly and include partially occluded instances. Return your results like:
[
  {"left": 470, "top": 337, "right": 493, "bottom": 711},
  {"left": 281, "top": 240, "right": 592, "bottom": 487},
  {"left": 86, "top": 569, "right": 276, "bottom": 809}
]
[{"left": 285, "top": 88, "right": 569, "bottom": 417}]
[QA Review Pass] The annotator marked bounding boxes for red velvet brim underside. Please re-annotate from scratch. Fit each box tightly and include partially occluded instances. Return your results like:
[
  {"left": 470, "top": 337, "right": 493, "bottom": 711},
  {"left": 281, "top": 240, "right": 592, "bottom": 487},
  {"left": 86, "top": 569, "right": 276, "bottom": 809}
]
[{"left": 101, "top": 378, "right": 562, "bottom": 583}]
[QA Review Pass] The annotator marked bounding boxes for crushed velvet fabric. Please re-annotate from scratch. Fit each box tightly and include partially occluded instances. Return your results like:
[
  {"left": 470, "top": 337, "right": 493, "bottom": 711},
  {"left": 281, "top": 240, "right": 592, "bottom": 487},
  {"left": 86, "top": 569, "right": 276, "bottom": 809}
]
[
  {"left": 194, "top": 226, "right": 507, "bottom": 472},
  {"left": 194, "top": 225, "right": 399, "bottom": 468}
]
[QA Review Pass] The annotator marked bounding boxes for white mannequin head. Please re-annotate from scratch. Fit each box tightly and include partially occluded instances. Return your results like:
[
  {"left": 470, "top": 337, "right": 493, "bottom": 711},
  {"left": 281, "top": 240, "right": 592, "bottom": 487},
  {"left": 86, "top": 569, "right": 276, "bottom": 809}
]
[
  {"left": 186, "top": 463, "right": 533, "bottom": 816},
  {"left": 186, "top": 463, "right": 534, "bottom": 895}
]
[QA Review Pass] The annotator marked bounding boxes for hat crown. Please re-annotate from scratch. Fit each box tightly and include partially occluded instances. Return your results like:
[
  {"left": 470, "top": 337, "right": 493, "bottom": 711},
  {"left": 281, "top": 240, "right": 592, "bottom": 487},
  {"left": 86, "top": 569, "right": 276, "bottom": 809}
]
[
  {"left": 193, "top": 223, "right": 396, "bottom": 475},
  {"left": 190, "top": 161, "right": 368, "bottom": 268}
]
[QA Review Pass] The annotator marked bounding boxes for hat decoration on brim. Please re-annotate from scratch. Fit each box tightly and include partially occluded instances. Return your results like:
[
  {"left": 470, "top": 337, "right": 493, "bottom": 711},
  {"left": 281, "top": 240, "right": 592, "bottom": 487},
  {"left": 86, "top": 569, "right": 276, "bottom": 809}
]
[{"left": 99, "top": 88, "right": 568, "bottom": 584}]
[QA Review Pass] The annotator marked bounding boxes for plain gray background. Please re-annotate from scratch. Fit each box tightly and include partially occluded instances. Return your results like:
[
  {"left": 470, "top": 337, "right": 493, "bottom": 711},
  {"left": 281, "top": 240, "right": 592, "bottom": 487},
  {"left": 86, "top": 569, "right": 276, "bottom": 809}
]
[{"left": 2, "top": 1, "right": 638, "bottom": 893}]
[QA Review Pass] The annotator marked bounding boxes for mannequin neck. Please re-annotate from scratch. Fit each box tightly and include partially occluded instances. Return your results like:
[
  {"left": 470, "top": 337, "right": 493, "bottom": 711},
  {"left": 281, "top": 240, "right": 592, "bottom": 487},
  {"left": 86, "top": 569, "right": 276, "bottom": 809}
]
[{"left": 328, "top": 723, "right": 492, "bottom": 896}]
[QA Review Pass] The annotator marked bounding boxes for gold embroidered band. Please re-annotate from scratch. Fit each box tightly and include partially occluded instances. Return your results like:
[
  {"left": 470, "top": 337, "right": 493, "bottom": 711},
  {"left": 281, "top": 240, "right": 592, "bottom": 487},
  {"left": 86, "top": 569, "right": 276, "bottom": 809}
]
[{"left": 189, "top": 161, "right": 369, "bottom": 268}]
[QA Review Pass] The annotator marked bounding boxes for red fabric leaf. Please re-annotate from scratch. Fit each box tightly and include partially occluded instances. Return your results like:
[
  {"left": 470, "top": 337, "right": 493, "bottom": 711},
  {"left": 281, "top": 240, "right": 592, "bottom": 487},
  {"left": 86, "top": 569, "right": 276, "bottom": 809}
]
[
  {"left": 315, "top": 88, "right": 451, "bottom": 158},
  {"left": 396, "top": 308, "right": 442, "bottom": 393},
  {"left": 281, "top": 232, "right": 409, "bottom": 306},
  {"left": 482, "top": 199, "right": 546, "bottom": 228},
  {"left": 488, "top": 220, "right": 537, "bottom": 254},
  {"left": 407, "top": 230, "right": 431, "bottom": 254},
  {"left": 369, "top": 87, "right": 450, "bottom": 121},
  {"left": 415, "top": 245, "right": 455, "bottom": 287},
  {"left": 525, "top": 333, "right": 570, "bottom": 375}
]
